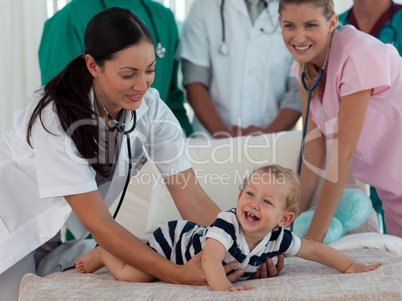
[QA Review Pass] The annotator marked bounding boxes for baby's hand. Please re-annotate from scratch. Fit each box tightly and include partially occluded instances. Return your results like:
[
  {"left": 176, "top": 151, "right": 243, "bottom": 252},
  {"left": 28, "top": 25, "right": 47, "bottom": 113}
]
[
  {"left": 344, "top": 262, "right": 381, "bottom": 273},
  {"left": 226, "top": 285, "right": 255, "bottom": 291}
]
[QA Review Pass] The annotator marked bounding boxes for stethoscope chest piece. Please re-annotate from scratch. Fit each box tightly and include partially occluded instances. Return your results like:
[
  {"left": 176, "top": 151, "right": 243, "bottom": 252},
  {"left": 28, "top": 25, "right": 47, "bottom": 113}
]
[
  {"left": 219, "top": 42, "right": 229, "bottom": 55},
  {"left": 156, "top": 42, "right": 166, "bottom": 58}
]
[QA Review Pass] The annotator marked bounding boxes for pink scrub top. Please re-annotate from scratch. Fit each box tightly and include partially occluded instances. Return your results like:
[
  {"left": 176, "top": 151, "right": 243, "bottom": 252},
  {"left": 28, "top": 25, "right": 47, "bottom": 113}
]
[{"left": 295, "top": 25, "right": 402, "bottom": 218}]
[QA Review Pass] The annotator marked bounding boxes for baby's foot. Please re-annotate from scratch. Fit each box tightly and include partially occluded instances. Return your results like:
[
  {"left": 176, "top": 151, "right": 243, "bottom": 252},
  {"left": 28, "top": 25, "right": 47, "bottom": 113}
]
[{"left": 75, "top": 246, "right": 104, "bottom": 273}]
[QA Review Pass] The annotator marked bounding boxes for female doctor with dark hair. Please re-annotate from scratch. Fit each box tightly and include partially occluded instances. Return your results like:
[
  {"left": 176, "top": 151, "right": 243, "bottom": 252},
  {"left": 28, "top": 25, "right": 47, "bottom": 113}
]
[{"left": 0, "top": 7, "right": 273, "bottom": 300}]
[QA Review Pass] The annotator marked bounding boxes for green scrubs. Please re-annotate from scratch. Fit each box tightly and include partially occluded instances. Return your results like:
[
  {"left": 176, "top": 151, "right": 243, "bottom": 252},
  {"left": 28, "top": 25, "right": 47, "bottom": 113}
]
[
  {"left": 338, "top": 3, "right": 402, "bottom": 233},
  {"left": 38, "top": 0, "right": 193, "bottom": 136},
  {"left": 338, "top": 3, "right": 402, "bottom": 55}
]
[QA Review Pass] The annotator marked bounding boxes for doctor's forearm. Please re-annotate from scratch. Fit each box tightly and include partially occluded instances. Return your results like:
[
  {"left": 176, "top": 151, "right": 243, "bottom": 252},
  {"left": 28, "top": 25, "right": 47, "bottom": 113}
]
[
  {"left": 65, "top": 192, "right": 181, "bottom": 282},
  {"left": 185, "top": 83, "right": 229, "bottom": 136},
  {"left": 298, "top": 86, "right": 325, "bottom": 214},
  {"left": 92, "top": 219, "right": 183, "bottom": 283},
  {"left": 265, "top": 108, "right": 301, "bottom": 133},
  {"left": 308, "top": 119, "right": 366, "bottom": 241},
  {"left": 298, "top": 133, "right": 326, "bottom": 214},
  {"left": 305, "top": 147, "right": 354, "bottom": 242},
  {"left": 166, "top": 169, "right": 220, "bottom": 226},
  {"left": 307, "top": 89, "right": 371, "bottom": 241}
]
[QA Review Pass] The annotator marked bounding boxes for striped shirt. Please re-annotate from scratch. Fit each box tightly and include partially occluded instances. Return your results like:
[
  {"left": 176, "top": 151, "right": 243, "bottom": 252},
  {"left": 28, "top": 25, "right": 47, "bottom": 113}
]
[{"left": 147, "top": 208, "right": 301, "bottom": 280}]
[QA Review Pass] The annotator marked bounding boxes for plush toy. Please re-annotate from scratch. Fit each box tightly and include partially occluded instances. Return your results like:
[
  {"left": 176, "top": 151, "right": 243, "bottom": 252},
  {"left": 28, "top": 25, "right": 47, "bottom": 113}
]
[{"left": 293, "top": 188, "right": 373, "bottom": 244}]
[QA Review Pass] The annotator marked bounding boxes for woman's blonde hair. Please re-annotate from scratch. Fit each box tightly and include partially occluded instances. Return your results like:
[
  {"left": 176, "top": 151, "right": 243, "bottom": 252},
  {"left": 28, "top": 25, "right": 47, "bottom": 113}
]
[
  {"left": 278, "top": 0, "right": 336, "bottom": 99},
  {"left": 240, "top": 164, "right": 300, "bottom": 215}
]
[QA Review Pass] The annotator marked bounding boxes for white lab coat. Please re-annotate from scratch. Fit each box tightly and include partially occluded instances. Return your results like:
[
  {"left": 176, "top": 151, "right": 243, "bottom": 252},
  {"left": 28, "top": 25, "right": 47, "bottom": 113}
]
[
  {"left": 0, "top": 87, "right": 190, "bottom": 274},
  {"left": 177, "top": 0, "right": 295, "bottom": 134}
]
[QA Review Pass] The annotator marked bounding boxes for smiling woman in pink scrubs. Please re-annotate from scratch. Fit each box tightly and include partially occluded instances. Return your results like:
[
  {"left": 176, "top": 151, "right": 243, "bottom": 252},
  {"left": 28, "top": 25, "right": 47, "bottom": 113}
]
[{"left": 278, "top": 0, "right": 402, "bottom": 242}]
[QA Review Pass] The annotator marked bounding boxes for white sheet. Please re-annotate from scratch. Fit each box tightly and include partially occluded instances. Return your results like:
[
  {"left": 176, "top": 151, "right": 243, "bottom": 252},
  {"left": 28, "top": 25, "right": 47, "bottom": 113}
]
[{"left": 330, "top": 232, "right": 402, "bottom": 256}]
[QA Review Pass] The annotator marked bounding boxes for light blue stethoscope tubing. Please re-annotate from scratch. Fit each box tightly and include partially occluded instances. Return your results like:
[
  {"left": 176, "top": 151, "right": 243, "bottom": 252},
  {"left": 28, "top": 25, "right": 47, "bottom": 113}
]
[
  {"left": 291, "top": 68, "right": 323, "bottom": 233},
  {"left": 297, "top": 67, "right": 325, "bottom": 176},
  {"left": 345, "top": 0, "right": 397, "bottom": 45},
  {"left": 380, "top": 0, "right": 397, "bottom": 45},
  {"left": 291, "top": 44, "right": 330, "bottom": 232},
  {"left": 297, "top": 38, "right": 331, "bottom": 176}
]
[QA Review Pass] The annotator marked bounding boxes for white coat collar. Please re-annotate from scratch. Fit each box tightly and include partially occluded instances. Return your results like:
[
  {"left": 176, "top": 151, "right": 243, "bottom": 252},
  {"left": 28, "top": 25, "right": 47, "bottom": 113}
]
[
  {"left": 230, "top": 0, "right": 272, "bottom": 15},
  {"left": 230, "top": 0, "right": 249, "bottom": 18}
]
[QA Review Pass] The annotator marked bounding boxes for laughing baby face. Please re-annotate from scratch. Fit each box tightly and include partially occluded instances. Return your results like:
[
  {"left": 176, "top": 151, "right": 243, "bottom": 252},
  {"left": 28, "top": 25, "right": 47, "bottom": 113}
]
[{"left": 236, "top": 170, "right": 295, "bottom": 248}]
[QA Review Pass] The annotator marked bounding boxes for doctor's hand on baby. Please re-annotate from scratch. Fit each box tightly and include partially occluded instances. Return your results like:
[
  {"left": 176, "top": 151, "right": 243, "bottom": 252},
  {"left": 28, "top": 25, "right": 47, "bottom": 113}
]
[
  {"left": 220, "top": 255, "right": 284, "bottom": 291},
  {"left": 185, "top": 251, "right": 245, "bottom": 285}
]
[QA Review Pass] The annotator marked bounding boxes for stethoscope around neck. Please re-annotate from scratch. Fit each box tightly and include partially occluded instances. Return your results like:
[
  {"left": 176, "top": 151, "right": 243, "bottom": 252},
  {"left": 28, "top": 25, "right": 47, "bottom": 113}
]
[
  {"left": 100, "top": 0, "right": 166, "bottom": 58},
  {"left": 377, "top": 0, "right": 397, "bottom": 45},
  {"left": 290, "top": 44, "right": 330, "bottom": 232},
  {"left": 94, "top": 88, "right": 146, "bottom": 220},
  {"left": 346, "top": 0, "right": 397, "bottom": 45},
  {"left": 297, "top": 43, "right": 331, "bottom": 176}
]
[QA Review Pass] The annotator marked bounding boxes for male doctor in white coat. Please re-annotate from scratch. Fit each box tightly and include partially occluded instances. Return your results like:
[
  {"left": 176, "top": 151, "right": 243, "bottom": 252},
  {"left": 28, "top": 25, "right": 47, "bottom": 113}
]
[{"left": 177, "top": 0, "right": 301, "bottom": 138}]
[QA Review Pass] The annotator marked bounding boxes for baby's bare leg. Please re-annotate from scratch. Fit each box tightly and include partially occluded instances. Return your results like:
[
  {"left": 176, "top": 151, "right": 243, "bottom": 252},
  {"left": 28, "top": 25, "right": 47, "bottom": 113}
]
[
  {"left": 76, "top": 246, "right": 154, "bottom": 282},
  {"left": 99, "top": 247, "right": 154, "bottom": 282},
  {"left": 76, "top": 246, "right": 104, "bottom": 273}
]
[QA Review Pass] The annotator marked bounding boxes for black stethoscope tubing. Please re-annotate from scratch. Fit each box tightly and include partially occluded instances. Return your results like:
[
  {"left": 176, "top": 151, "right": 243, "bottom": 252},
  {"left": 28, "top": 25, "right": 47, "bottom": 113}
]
[
  {"left": 91, "top": 115, "right": 136, "bottom": 247},
  {"left": 221, "top": 0, "right": 226, "bottom": 43},
  {"left": 94, "top": 88, "right": 137, "bottom": 220},
  {"left": 73, "top": 91, "right": 137, "bottom": 252},
  {"left": 113, "top": 116, "right": 136, "bottom": 219},
  {"left": 219, "top": 0, "right": 278, "bottom": 55},
  {"left": 114, "top": 133, "right": 133, "bottom": 219}
]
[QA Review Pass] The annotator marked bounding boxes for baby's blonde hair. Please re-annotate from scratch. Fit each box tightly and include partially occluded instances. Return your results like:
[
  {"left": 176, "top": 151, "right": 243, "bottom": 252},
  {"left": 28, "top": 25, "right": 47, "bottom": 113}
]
[{"left": 240, "top": 164, "right": 300, "bottom": 215}]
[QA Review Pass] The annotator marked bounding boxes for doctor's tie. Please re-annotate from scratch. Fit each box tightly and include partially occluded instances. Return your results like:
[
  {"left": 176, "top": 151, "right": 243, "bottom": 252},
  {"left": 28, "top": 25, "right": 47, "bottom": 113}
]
[{"left": 247, "top": 0, "right": 262, "bottom": 25}]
